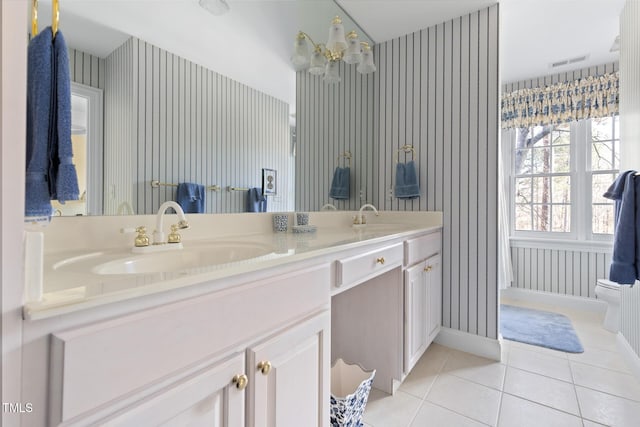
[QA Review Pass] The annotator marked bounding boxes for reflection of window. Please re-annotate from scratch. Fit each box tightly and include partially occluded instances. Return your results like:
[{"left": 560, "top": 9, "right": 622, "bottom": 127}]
[{"left": 511, "top": 115, "right": 619, "bottom": 239}]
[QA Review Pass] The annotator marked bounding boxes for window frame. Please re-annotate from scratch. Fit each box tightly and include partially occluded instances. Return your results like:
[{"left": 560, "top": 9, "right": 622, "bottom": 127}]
[{"left": 509, "top": 115, "right": 618, "bottom": 243}]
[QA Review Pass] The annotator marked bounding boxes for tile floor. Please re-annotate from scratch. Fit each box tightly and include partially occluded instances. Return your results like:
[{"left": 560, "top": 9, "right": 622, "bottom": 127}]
[{"left": 362, "top": 297, "right": 640, "bottom": 427}]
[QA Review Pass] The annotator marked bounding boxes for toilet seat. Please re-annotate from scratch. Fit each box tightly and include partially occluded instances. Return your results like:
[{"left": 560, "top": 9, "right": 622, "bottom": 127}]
[{"left": 597, "top": 279, "right": 621, "bottom": 291}]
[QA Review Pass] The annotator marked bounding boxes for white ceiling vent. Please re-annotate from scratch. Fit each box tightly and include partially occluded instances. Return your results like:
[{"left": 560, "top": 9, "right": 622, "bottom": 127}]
[{"left": 550, "top": 55, "right": 589, "bottom": 69}]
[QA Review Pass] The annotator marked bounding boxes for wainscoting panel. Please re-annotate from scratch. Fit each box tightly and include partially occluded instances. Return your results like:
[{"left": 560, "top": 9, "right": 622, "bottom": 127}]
[
  {"left": 296, "top": 5, "right": 500, "bottom": 340},
  {"left": 510, "top": 246, "right": 612, "bottom": 298},
  {"left": 103, "top": 38, "right": 291, "bottom": 215}
]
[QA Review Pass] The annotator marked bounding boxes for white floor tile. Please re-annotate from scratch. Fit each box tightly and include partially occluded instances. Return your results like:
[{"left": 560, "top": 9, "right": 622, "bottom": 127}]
[
  {"left": 568, "top": 346, "right": 632, "bottom": 374},
  {"left": 441, "top": 350, "right": 506, "bottom": 390},
  {"left": 507, "top": 346, "right": 573, "bottom": 382},
  {"left": 581, "top": 421, "right": 608, "bottom": 427},
  {"left": 410, "top": 401, "right": 488, "bottom": 427},
  {"left": 399, "top": 354, "right": 442, "bottom": 399},
  {"left": 363, "top": 389, "right": 422, "bottom": 427},
  {"left": 576, "top": 385, "right": 640, "bottom": 426},
  {"left": 498, "top": 394, "right": 583, "bottom": 427},
  {"left": 503, "top": 367, "right": 580, "bottom": 415},
  {"left": 506, "top": 339, "right": 570, "bottom": 360},
  {"left": 426, "top": 374, "right": 501, "bottom": 426},
  {"left": 571, "top": 361, "right": 640, "bottom": 401}
]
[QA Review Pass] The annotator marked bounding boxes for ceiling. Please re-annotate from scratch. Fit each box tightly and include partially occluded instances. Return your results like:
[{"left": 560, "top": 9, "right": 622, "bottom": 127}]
[{"left": 36, "top": 0, "right": 625, "bottom": 110}]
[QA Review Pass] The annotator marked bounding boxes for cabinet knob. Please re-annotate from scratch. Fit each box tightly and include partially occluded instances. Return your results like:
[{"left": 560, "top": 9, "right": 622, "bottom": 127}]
[
  {"left": 257, "top": 360, "right": 272, "bottom": 375},
  {"left": 232, "top": 374, "right": 248, "bottom": 390},
  {"left": 424, "top": 265, "right": 432, "bottom": 272},
  {"left": 376, "top": 257, "right": 385, "bottom": 265}
]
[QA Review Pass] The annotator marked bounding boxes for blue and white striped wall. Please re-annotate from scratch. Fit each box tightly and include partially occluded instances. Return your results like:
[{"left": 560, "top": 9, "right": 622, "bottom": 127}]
[
  {"left": 297, "top": 5, "right": 500, "bottom": 340},
  {"left": 73, "top": 39, "right": 292, "bottom": 215}
]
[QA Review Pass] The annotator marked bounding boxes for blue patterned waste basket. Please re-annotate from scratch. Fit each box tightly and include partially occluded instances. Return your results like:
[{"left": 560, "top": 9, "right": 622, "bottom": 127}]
[{"left": 330, "top": 358, "right": 376, "bottom": 427}]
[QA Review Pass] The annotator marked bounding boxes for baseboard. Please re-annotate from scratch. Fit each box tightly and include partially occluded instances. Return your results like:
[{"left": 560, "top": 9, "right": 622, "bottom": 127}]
[
  {"left": 501, "top": 287, "right": 606, "bottom": 313},
  {"left": 434, "top": 327, "right": 502, "bottom": 361},
  {"left": 617, "top": 333, "right": 640, "bottom": 382}
]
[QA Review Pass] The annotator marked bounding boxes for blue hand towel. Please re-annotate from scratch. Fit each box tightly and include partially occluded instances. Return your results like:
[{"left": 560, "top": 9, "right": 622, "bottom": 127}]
[
  {"left": 395, "top": 160, "right": 420, "bottom": 199},
  {"left": 177, "top": 182, "right": 205, "bottom": 213},
  {"left": 246, "top": 187, "right": 267, "bottom": 212},
  {"left": 603, "top": 170, "right": 640, "bottom": 284},
  {"left": 50, "top": 30, "right": 80, "bottom": 203},
  {"left": 25, "top": 28, "right": 54, "bottom": 222},
  {"left": 329, "top": 167, "right": 350, "bottom": 200}
]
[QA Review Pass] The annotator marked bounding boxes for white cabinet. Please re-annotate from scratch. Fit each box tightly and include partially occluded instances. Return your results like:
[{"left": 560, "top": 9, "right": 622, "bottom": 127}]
[
  {"left": 100, "top": 354, "right": 246, "bottom": 427},
  {"left": 403, "top": 233, "right": 442, "bottom": 374},
  {"left": 427, "top": 254, "right": 442, "bottom": 342},
  {"left": 404, "top": 262, "right": 429, "bottom": 372},
  {"left": 247, "top": 313, "right": 330, "bottom": 427}
]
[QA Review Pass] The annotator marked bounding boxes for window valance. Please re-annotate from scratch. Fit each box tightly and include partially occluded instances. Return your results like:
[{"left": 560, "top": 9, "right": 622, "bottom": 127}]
[{"left": 501, "top": 72, "right": 619, "bottom": 129}]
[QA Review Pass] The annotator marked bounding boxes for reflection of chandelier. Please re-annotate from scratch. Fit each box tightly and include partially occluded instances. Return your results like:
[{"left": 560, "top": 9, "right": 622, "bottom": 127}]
[{"left": 291, "top": 16, "right": 376, "bottom": 84}]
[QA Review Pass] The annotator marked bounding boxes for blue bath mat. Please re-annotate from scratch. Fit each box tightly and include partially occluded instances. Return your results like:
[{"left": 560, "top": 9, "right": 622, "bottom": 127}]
[{"left": 500, "top": 304, "right": 584, "bottom": 353}]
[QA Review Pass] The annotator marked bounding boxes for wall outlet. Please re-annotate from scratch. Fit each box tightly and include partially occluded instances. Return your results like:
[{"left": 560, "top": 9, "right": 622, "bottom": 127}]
[
  {"left": 359, "top": 188, "right": 366, "bottom": 200},
  {"left": 388, "top": 188, "right": 394, "bottom": 200}
]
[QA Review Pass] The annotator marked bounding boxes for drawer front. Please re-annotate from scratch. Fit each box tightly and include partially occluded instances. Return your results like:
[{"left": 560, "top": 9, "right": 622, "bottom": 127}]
[
  {"left": 49, "top": 264, "right": 330, "bottom": 424},
  {"left": 336, "top": 243, "right": 403, "bottom": 287},
  {"left": 404, "top": 231, "right": 441, "bottom": 266}
]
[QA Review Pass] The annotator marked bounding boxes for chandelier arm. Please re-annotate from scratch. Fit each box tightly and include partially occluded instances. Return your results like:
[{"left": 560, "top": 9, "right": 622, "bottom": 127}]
[{"left": 298, "top": 31, "right": 321, "bottom": 51}]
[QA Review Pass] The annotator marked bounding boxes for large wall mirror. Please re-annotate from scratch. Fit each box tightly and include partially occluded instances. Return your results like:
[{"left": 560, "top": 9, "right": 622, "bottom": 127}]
[{"left": 33, "top": 0, "right": 371, "bottom": 216}]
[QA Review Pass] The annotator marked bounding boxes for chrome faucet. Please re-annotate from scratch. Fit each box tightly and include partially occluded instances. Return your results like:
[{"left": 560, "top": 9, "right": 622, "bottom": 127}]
[
  {"left": 356, "top": 203, "right": 379, "bottom": 225},
  {"left": 321, "top": 203, "right": 337, "bottom": 211},
  {"left": 154, "top": 201, "right": 189, "bottom": 245}
]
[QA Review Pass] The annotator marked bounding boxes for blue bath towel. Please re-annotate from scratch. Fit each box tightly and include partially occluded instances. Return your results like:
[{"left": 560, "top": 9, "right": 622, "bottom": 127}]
[
  {"left": 603, "top": 170, "right": 640, "bottom": 284},
  {"left": 50, "top": 30, "right": 79, "bottom": 203},
  {"left": 246, "top": 187, "right": 267, "bottom": 212},
  {"left": 25, "top": 28, "right": 54, "bottom": 223},
  {"left": 395, "top": 160, "right": 420, "bottom": 199},
  {"left": 329, "top": 167, "right": 350, "bottom": 200},
  {"left": 177, "top": 182, "right": 205, "bottom": 213}
]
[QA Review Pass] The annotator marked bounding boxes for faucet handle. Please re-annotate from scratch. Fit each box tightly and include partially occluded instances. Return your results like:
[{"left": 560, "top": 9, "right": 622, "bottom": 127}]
[
  {"left": 167, "top": 224, "right": 182, "bottom": 244},
  {"left": 134, "top": 226, "right": 150, "bottom": 247},
  {"left": 121, "top": 226, "right": 150, "bottom": 247}
]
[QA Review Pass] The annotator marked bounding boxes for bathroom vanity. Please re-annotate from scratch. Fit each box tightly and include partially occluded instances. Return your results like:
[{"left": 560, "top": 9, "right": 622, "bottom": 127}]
[{"left": 21, "top": 211, "right": 441, "bottom": 426}]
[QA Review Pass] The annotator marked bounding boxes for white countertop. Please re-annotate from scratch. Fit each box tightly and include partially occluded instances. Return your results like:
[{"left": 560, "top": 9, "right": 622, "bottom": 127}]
[{"left": 23, "top": 211, "right": 442, "bottom": 320}]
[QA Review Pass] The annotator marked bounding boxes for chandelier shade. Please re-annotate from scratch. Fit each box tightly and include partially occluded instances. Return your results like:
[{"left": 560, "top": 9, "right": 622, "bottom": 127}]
[{"left": 292, "top": 16, "right": 375, "bottom": 82}]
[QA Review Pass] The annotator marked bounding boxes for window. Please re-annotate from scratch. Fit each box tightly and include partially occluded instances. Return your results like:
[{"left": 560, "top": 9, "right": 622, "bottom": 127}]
[{"left": 512, "top": 115, "right": 619, "bottom": 240}]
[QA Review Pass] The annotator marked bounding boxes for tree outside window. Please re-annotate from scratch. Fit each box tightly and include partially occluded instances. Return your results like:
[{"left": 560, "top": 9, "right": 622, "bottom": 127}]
[{"left": 512, "top": 115, "right": 618, "bottom": 238}]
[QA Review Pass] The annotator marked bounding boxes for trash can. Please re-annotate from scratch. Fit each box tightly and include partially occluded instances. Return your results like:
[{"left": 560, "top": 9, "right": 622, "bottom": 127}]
[{"left": 330, "top": 358, "right": 376, "bottom": 427}]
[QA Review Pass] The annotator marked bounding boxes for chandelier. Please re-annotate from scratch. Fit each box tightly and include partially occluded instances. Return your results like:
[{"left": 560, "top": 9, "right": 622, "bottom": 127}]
[{"left": 291, "top": 16, "right": 376, "bottom": 84}]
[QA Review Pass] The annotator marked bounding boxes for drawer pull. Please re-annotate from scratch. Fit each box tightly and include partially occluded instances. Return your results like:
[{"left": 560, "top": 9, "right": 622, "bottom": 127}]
[
  {"left": 232, "top": 374, "right": 248, "bottom": 390},
  {"left": 257, "top": 360, "right": 272, "bottom": 375},
  {"left": 376, "top": 257, "right": 385, "bottom": 265},
  {"left": 424, "top": 265, "right": 433, "bottom": 272}
]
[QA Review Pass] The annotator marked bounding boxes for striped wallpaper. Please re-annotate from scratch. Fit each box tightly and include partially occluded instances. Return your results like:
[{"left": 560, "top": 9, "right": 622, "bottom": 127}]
[
  {"left": 619, "top": 0, "right": 640, "bottom": 360},
  {"left": 510, "top": 246, "right": 612, "bottom": 298},
  {"left": 102, "top": 37, "right": 292, "bottom": 215},
  {"left": 68, "top": 48, "right": 106, "bottom": 90},
  {"left": 504, "top": 62, "right": 618, "bottom": 299},
  {"left": 296, "top": 5, "right": 500, "bottom": 339}
]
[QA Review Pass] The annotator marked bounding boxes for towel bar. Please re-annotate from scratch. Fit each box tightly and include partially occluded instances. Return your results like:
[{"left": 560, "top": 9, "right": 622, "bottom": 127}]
[{"left": 151, "top": 180, "right": 221, "bottom": 192}]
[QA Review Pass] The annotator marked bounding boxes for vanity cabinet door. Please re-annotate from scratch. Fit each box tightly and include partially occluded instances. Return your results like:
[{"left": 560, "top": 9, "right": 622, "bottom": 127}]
[
  {"left": 404, "top": 261, "right": 429, "bottom": 373},
  {"left": 246, "top": 311, "right": 330, "bottom": 427},
  {"left": 426, "top": 254, "right": 442, "bottom": 342},
  {"left": 99, "top": 353, "right": 246, "bottom": 426}
]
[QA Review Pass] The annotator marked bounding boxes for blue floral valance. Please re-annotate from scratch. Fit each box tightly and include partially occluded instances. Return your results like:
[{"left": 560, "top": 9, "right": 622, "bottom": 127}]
[{"left": 501, "top": 72, "right": 619, "bottom": 129}]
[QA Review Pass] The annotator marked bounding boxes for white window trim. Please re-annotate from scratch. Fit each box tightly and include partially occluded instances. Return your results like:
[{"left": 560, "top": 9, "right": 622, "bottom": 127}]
[{"left": 509, "top": 117, "right": 617, "bottom": 244}]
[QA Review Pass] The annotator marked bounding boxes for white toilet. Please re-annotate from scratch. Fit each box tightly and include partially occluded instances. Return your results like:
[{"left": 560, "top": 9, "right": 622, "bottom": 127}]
[{"left": 595, "top": 279, "right": 622, "bottom": 333}]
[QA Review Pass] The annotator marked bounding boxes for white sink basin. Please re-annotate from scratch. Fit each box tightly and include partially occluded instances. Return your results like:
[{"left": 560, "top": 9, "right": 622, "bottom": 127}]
[{"left": 54, "top": 242, "right": 275, "bottom": 275}]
